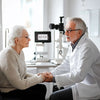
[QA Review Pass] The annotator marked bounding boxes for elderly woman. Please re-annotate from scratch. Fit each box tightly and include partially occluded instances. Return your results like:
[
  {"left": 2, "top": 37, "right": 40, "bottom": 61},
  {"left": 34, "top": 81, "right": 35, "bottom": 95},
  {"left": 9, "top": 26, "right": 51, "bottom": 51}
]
[{"left": 0, "top": 25, "right": 46, "bottom": 100}]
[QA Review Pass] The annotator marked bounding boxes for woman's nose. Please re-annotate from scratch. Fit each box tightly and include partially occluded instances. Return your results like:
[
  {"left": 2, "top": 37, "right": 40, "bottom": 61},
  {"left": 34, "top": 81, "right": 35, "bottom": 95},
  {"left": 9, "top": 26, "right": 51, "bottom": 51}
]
[{"left": 28, "top": 38, "right": 31, "bottom": 41}]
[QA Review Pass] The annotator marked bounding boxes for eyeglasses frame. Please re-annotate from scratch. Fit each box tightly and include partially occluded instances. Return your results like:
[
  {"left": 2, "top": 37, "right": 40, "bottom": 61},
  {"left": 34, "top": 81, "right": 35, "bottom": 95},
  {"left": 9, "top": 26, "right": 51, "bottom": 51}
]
[{"left": 66, "top": 29, "right": 81, "bottom": 33}]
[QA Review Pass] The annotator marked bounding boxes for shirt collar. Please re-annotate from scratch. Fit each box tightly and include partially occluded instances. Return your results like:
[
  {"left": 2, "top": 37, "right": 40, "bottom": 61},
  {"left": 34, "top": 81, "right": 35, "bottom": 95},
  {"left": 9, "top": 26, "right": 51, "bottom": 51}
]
[{"left": 71, "top": 33, "right": 84, "bottom": 51}]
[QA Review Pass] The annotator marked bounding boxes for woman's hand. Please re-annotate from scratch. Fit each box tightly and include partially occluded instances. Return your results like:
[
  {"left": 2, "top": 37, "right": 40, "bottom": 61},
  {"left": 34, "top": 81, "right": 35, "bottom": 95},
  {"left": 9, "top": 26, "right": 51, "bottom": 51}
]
[{"left": 38, "top": 72, "right": 53, "bottom": 82}]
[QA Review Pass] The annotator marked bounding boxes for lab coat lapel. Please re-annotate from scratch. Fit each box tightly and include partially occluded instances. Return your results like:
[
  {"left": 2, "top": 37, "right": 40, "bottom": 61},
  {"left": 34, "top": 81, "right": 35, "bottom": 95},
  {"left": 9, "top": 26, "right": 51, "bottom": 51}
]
[
  {"left": 71, "top": 33, "right": 88, "bottom": 56},
  {"left": 69, "top": 33, "right": 88, "bottom": 66},
  {"left": 76, "top": 33, "right": 88, "bottom": 49}
]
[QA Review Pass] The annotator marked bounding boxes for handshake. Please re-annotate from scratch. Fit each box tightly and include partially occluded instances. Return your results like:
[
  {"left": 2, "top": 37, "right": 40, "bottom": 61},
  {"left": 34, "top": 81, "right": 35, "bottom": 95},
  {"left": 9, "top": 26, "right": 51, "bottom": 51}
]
[{"left": 38, "top": 72, "right": 53, "bottom": 82}]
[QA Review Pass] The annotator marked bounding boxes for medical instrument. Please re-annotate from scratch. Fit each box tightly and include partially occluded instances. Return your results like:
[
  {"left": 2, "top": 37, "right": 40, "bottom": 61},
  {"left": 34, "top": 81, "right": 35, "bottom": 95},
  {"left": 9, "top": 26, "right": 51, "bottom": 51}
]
[
  {"left": 49, "top": 16, "right": 68, "bottom": 64},
  {"left": 33, "top": 31, "right": 51, "bottom": 62}
]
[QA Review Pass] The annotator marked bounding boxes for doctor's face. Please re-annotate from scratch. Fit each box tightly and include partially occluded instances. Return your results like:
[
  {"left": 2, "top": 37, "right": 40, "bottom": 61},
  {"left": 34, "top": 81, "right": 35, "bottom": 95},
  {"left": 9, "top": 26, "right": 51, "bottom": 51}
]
[{"left": 65, "top": 21, "right": 82, "bottom": 44}]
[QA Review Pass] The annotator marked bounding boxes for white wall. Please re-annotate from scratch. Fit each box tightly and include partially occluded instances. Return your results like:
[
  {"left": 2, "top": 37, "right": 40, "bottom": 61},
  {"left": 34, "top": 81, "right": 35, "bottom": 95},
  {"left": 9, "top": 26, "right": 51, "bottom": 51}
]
[
  {"left": 47, "top": 0, "right": 100, "bottom": 50},
  {"left": 68, "top": 0, "right": 100, "bottom": 17},
  {"left": 46, "top": 0, "right": 100, "bottom": 21},
  {"left": 67, "top": 0, "right": 100, "bottom": 50},
  {"left": 63, "top": 0, "right": 70, "bottom": 18},
  {"left": 47, "top": 0, "right": 64, "bottom": 26}
]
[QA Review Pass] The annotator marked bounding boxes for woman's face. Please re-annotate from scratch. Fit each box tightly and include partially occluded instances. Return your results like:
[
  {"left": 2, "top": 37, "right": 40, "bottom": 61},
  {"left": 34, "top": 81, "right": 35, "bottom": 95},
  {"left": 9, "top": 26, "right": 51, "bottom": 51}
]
[{"left": 17, "top": 29, "right": 31, "bottom": 49}]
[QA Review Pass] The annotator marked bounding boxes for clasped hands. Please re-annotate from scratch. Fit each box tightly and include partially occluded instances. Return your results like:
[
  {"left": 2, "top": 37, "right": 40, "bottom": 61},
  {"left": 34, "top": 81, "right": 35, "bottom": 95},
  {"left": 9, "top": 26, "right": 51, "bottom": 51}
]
[{"left": 38, "top": 72, "right": 53, "bottom": 82}]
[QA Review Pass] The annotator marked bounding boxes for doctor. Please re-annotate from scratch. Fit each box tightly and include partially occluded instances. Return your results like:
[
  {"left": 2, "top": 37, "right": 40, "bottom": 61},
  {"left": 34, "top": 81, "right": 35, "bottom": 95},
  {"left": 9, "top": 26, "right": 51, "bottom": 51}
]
[{"left": 42, "top": 17, "right": 100, "bottom": 100}]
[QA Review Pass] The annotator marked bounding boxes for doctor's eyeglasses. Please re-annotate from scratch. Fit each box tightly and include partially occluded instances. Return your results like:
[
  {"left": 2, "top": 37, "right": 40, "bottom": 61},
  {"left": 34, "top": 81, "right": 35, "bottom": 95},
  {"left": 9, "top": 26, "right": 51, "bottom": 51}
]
[{"left": 66, "top": 29, "right": 80, "bottom": 33}]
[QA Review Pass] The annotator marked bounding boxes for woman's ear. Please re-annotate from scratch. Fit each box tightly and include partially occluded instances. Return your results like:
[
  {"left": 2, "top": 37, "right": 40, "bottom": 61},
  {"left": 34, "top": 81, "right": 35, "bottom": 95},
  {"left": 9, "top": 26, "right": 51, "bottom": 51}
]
[{"left": 14, "top": 38, "right": 19, "bottom": 44}]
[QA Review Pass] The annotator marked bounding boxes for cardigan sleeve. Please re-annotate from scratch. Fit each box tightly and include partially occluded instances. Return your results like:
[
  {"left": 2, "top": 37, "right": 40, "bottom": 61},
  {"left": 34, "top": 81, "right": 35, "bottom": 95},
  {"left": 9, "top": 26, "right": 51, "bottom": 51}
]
[{"left": 1, "top": 51, "right": 44, "bottom": 90}]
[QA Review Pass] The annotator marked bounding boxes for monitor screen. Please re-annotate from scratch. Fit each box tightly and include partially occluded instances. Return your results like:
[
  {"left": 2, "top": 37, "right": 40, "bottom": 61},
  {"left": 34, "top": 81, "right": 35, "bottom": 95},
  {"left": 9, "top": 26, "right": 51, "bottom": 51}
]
[{"left": 34, "top": 31, "right": 51, "bottom": 43}]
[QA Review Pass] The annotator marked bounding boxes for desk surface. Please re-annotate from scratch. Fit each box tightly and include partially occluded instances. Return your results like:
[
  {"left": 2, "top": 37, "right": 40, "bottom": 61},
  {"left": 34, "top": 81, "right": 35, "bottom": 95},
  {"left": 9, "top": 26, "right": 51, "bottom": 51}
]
[{"left": 26, "top": 62, "right": 57, "bottom": 67}]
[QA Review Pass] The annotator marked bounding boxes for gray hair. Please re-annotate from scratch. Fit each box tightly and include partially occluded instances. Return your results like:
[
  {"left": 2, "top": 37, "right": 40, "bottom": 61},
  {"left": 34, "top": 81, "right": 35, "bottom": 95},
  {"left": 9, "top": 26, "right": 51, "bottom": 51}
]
[
  {"left": 66, "top": 17, "right": 87, "bottom": 34},
  {"left": 8, "top": 25, "right": 26, "bottom": 47}
]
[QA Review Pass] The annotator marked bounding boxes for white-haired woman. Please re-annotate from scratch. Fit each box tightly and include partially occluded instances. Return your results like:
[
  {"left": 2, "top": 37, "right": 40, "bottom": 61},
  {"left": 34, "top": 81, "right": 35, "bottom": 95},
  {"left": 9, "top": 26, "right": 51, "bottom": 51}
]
[{"left": 0, "top": 25, "right": 46, "bottom": 100}]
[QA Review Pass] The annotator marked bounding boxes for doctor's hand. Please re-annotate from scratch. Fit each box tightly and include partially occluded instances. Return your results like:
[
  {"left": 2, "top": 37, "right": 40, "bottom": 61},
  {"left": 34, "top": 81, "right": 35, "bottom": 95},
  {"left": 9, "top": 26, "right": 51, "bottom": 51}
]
[{"left": 38, "top": 72, "right": 53, "bottom": 82}]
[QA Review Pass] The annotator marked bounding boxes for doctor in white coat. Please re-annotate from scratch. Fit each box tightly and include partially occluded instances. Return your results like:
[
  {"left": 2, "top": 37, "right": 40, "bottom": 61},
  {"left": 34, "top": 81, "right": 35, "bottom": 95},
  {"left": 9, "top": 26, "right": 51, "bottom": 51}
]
[{"left": 42, "top": 17, "right": 100, "bottom": 100}]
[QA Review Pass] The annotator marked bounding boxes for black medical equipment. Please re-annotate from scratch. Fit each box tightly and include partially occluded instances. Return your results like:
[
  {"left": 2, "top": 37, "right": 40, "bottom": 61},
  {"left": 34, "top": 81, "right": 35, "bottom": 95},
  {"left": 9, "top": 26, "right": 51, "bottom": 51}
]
[
  {"left": 49, "top": 16, "right": 64, "bottom": 33},
  {"left": 34, "top": 31, "right": 51, "bottom": 43}
]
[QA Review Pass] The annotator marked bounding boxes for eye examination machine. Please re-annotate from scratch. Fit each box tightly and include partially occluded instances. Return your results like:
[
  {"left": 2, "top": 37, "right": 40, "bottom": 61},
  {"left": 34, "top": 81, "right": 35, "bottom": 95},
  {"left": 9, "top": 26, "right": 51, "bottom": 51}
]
[
  {"left": 34, "top": 31, "right": 51, "bottom": 62},
  {"left": 32, "top": 16, "right": 68, "bottom": 64},
  {"left": 49, "top": 16, "right": 68, "bottom": 64}
]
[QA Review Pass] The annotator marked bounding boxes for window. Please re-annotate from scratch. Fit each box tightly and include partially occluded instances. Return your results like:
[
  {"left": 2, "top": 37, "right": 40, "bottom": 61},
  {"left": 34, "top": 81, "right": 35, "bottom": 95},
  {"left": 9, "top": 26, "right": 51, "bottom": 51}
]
[
  {"left": 21, "top": 0, "right": 44, "bottom": 61},
  {"left": 2, "top": 0, "right": 44, "bottom": 61}
]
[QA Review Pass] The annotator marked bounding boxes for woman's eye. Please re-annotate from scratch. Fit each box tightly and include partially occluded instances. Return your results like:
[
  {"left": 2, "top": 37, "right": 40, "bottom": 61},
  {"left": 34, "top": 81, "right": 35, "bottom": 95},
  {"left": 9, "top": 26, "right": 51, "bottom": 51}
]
[{"left": 25, "top": 36, "right": 29, "bottom": 39}]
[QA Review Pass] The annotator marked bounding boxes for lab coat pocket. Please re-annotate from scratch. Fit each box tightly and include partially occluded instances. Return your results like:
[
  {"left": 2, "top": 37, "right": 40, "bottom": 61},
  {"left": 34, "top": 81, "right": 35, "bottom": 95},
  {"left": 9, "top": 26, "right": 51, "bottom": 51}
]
[{"left": 77, "top": 83, "right": 100, "bottom": 98}]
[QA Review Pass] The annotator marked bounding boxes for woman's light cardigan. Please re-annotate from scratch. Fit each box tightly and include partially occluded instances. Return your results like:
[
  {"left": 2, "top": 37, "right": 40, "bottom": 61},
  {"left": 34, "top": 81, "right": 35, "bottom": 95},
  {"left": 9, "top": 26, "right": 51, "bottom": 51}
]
[{"left": 0, "top": 47, "right": 43, "bottom": 93}]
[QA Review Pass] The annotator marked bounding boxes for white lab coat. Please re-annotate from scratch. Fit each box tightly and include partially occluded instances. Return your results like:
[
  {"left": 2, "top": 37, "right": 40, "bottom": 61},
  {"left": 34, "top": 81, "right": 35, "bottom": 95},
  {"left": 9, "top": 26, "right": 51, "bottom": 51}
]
[{"left": 52, "top": 33, "right": 100, "bottom": 100}]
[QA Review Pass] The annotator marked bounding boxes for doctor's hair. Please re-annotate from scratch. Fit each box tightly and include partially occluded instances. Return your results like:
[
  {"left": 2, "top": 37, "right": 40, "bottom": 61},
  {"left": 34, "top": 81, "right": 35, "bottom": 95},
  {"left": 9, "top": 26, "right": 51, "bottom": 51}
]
[
  {"left": 8, "top": 25, "right": 26, "bottom": 47},
  {"left": 66, "top": 17, "right": 87, "bottom": 34}
]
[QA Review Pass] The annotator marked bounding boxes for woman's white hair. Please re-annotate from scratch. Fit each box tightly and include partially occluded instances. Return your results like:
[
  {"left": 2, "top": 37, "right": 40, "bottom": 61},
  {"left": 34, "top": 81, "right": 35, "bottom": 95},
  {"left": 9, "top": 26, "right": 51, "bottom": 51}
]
[
  {"left": 66, "top": 17, "right": 87, "bottom": 34},
  {"left": 8, "top": 25, "right": 26, "bottom": 47}
]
